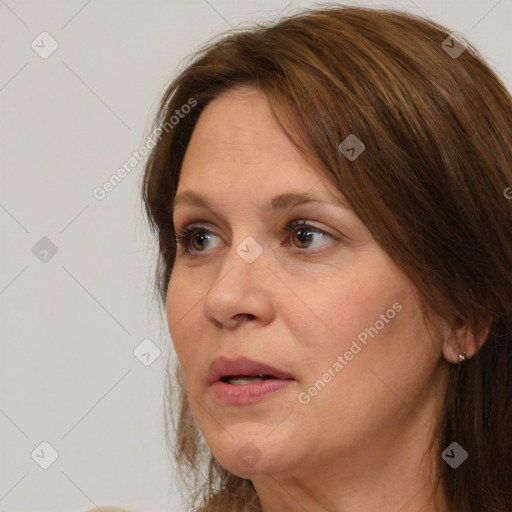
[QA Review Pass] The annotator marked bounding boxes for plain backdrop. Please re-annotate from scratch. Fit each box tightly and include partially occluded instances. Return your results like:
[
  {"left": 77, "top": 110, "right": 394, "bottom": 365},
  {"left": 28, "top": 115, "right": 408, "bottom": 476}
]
[{"left": 1, "top": 1, "right": 511, "bottom": 511}]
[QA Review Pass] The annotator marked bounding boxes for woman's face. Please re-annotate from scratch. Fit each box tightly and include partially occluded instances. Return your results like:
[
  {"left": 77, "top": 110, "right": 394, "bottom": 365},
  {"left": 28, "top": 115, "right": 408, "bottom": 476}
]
[{"left": 167, "top": 86, "right": 448, "bottom": 484}]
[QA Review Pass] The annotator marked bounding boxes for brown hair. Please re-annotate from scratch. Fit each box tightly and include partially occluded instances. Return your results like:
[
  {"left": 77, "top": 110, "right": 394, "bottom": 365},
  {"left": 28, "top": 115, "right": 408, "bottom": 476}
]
[{"left": 141, "top": 5, "right": 512, "bottom": 511}]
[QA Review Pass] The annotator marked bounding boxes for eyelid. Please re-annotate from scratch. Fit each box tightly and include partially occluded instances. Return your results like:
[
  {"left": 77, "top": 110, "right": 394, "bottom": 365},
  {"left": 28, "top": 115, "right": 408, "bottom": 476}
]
[{"left": 174, "top": 219, "right": 341, "bottom": 256}]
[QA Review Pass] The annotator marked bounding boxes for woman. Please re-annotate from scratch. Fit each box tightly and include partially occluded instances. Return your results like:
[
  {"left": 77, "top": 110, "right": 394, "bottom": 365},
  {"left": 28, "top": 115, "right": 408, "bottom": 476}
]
[{"left": 140, "top": 5, "right": 512, "bottom": 512}]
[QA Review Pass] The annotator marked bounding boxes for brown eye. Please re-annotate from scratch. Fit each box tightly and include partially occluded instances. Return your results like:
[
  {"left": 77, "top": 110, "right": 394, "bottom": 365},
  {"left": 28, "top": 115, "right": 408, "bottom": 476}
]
[
  {"left": 175, "top": 219, "right": 334, "bottom": 257},
  {"left": 190, "top": 231, "right": 210, "bottom": 251},
  {"left": 291, "top": 226, "right": 315, "bottom": 249},
  {"left": 175, "top": 226, "right": 220, "bottom": 255},
  {"left": 286, "top": 220, "right": 332, "bottom": 251}
]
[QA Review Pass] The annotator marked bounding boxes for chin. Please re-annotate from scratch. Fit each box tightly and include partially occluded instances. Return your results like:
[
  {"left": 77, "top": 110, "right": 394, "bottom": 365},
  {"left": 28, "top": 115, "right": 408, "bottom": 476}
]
[
  {"left": 205, "top": 426, "right": 298, "bottom": 478},
  {"left": 214, "top": 449, "right": 286, "bottom": 479}
]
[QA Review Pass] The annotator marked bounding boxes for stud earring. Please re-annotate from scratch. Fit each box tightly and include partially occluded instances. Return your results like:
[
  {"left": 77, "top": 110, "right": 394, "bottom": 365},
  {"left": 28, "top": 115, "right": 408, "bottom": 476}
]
[{"left": 444, "top": 332, "right": 467, "bottom": 366}]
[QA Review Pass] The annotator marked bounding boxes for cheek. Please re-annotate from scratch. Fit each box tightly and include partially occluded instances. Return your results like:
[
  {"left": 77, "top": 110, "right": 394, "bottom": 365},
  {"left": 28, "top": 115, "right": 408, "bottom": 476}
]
[
  {"left": 290, "top": 258, "right": 422, "bottom": 386},
  {"left": 296, "top": 273, "right": 431, "bottom": 420},
  {"left": 294, "top": 260, "right": 404, "bottom": 348},
  {"left": 166, "top": 270, "right": 205, "bottom": 374}
]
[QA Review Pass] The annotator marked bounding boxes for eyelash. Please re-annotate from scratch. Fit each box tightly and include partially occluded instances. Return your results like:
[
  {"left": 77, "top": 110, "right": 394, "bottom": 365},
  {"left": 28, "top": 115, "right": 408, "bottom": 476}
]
[{"left": 174, "top": 220, "right": 335, "bottom": 257}]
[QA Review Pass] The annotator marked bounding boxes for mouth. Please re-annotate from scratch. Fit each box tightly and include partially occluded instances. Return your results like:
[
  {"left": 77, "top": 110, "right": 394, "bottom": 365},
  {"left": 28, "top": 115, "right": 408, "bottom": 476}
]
[
  {"left": 219, "top": 374, "right": 278, "bottom": 385},
  {"left": 208, "top": 356, "right": 294, "bottom": 383},
  {"left": 208, "top": 356, "right": 295, "bottom": 405}
]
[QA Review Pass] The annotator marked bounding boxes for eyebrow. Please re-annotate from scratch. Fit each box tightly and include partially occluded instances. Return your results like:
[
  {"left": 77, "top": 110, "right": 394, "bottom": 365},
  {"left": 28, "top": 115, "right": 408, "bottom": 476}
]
[{"left": 172, "top": 190, "right": 350, "bottom": 214}]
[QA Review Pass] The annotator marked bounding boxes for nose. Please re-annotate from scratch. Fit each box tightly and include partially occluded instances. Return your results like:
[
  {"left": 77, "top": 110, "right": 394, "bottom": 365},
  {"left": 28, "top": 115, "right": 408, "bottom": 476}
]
[{"left": 203, "top": 237, "right": 275, "bottom": 329}]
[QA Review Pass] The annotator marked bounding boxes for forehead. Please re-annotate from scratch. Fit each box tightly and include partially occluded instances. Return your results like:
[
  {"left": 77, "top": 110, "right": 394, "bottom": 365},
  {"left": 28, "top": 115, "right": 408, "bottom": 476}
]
[
  {"left": 174, "top": 86, "right": 351, "bottom": 213},
  {"left": 185, "top": 87, "right": 292, "bottom": 159},
  {"left": 179, "top": 87, "right": 323, "bottom": 185}
]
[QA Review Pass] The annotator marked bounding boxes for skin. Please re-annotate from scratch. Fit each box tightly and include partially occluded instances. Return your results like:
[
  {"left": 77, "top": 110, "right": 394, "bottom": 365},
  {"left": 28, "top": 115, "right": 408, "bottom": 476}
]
[{"left": 166, "top": 85, "right": 480, "bottom": 512}]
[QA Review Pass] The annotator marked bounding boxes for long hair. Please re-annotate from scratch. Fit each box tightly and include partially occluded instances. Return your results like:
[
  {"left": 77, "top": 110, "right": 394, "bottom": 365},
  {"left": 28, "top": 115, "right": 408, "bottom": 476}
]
[{"left": 141, "top": 5, "right": 512, "bottom": 511}]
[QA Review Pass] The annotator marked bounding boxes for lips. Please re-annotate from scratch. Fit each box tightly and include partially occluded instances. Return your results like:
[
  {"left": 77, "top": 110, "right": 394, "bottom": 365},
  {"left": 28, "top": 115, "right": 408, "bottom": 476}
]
[
  {"left": 208, "top": 356, "right": 294, "bottom": 384},
  {"left": 208, "top": 356, "right": 296, "bottom": 405}
]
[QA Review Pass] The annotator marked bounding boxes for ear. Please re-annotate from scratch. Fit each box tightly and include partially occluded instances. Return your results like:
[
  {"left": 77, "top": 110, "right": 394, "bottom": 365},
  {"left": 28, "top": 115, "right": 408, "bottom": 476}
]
[{"left": 442, "top": 320, "right": 491, "bottom": 364}]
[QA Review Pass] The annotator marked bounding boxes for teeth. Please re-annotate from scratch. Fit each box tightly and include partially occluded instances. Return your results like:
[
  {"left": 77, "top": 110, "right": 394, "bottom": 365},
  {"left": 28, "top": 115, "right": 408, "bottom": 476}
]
[{"left": 227, "top": 375, "right": 266, "bottom": 385}]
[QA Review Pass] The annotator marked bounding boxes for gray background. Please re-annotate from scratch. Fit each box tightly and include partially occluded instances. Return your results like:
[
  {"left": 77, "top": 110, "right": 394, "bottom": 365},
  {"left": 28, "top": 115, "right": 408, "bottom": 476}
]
[{"left": 1, "top": 1, "right": 510, "bottom": 511}]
